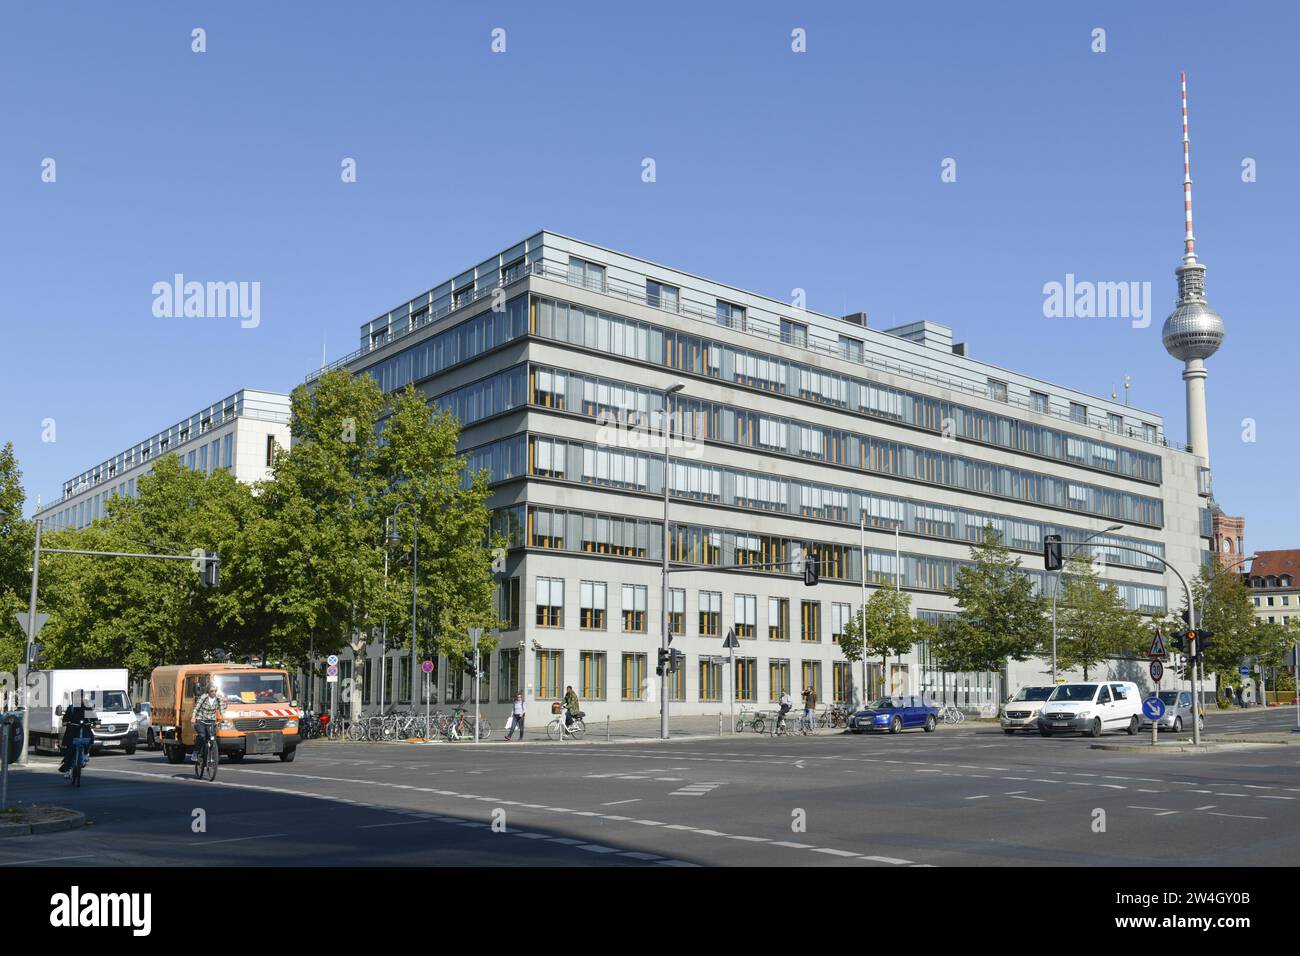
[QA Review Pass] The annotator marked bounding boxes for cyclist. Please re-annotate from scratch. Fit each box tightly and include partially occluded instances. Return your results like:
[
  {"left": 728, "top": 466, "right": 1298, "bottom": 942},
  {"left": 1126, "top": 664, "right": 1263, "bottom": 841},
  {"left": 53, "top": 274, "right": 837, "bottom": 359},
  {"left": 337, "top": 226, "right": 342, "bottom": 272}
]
[
  {"left": 189, "top": 681, "right": 225, "bottom": 763},
  {"left": 776, "top": 689, "right": 793, "bottom": 734},
  {"left": 57, "top": 692, "right": 95, "bottom": 774},
  {"left": 563, "top": 685, "right": 580, "bottom": 729}
]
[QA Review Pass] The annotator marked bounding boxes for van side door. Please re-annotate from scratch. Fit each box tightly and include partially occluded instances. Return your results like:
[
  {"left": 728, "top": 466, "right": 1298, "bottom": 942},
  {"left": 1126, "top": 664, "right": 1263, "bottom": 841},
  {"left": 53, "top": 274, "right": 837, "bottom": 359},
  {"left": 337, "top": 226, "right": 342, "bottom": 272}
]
[
  {"left": 1108, "top": 683, "right": 1131, "bottom": 724},
  {"left": 1095, "top": 684, "right": 1113, "bottom": 725}
]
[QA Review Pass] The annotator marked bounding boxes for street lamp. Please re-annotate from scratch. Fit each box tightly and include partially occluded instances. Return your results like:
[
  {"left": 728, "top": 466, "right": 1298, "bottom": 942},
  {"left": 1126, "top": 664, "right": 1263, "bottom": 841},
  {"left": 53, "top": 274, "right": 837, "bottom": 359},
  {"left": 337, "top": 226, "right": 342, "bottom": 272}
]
[
  {"left": 660, "top": 382, "right": 685, "bottom": 740},
  {"left": 1050, "top": 524, "right": 1123, "bottom": 684},
  {"left": 387, "top": 502, "right": 418, "bottom": 720}
]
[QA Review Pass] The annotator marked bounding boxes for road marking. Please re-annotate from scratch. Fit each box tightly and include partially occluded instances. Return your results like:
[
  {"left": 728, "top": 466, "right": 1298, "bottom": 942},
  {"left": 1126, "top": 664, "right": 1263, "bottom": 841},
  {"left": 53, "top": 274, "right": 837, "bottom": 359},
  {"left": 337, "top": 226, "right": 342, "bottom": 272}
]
[
  {"left": 1194, "top": 805, "right": 1216, "bottom": 810},
  {"left": 771, "top": 841, "right": 813, "bottom": 849},
  {"left": 0, "top": 854, "right": 99, "bottom": 867},
  {"left": 192, "top": 833, "right": 287, "bottom": 845},
  {"left": 359, "top": 820, "right": 433, "bottom": 829},
  {"left": 601, "top": 799, "right": 641, "bottom": 806},
  {"left": 1207, "top": 812, "right": 1267, "bottom": 820},
  {"left": 861, "top": 855, "right": 912, "bottom": 865},
  {"left": 578, "top": 844, "right": 620, "bottom": 854},
  {"left": 811, "top": 847, "right": 859, "bottom": 857},
  {"left": 1008, "top": 795, "right": 1045, "bottom": 803},
  {"left": 964, "top": 795, "right": 989, "bottom": 800}
]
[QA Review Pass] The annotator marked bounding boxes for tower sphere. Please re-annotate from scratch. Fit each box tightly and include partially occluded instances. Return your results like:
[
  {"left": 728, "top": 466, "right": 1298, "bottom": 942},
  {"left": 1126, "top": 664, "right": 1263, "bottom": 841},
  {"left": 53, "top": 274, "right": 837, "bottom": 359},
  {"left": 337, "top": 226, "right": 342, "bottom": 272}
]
[{"left": 1162, "top": 296, "right": 1224, "bottom": 361}]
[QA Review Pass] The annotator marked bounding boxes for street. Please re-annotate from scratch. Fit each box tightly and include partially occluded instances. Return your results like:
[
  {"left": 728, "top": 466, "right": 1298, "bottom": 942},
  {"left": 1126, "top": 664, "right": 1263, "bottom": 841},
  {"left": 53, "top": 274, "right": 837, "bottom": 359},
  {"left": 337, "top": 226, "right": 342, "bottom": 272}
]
[{"left": 4, "top": 709, "right": 1298, "bottom": 868}]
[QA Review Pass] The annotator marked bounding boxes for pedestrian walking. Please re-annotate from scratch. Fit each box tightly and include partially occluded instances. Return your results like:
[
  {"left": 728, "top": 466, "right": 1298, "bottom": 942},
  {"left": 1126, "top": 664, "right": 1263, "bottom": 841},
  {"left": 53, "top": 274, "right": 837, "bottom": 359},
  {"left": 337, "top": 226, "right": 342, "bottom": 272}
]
[
  {"left": 801, "top": 686, "right": 817, "bottom": 734},
  {"left": 1236, "top": 685, "right": 1245, "bottom": 708},
  {"left": 504, "top": 693, "right": 526, "bottom": 741}
]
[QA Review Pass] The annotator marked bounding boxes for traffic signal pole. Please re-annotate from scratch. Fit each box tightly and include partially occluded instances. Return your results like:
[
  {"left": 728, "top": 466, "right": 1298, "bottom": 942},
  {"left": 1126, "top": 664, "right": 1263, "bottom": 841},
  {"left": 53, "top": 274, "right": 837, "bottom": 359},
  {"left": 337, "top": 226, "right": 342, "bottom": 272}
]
[{"left": 17, "top": 514, "right": 43, "bottom": 767}]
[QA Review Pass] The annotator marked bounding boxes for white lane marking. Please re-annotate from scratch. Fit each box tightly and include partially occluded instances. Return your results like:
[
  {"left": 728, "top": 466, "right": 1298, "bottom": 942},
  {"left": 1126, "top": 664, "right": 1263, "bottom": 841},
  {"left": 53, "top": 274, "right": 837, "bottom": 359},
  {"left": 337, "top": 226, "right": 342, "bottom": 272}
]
[
  {"left": 193, "top": 833, "right": 288, "bottom": 845},
  {"left": 578, "top": 844, "right": 621, "bottom": 854},
  {"left": 812, "top": 847, "right": 859, "bottom": 857},
  {"left": 771, "top": 841, "right": 813, "bottom": 849},
  {"left": 1207, "top": 812, "right": 1267, "bottom": 820},
  {"left": 0, "top": 854, "right": 99, "bottom": 867},
  {"left": 1194, "top": 805, "right": 1216, "bottom": 810},
  {"left": 601, "top": 799, "right": 641, "bottom": 806},
  {"left": 1009, "top": 795, "right": 1045, "bottom": 803},
  {"left": 861, "top": 855, "right": 912, "bottom": 865},
  {"left": 619, "top": 851, "right": 662, "bottom": 861},
  {"left": 359, "top": 820, "right": 433, "bottom": 829},
  {"left": 964, "top": 795, "right": 989, "bottom": 800}
]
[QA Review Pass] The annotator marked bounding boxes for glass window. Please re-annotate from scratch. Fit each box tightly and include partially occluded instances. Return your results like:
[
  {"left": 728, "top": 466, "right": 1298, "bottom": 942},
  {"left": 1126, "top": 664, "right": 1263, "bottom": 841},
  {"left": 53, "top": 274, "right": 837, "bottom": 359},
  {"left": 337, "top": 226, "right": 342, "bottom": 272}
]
[
  {"left": 699, "top": 658, "right": 723, "bottom": 702},
  {"left": 580, "top": 581, "right": 607, "bottom": 630},
  {"left": 699, "top": 590, "right": 721, "bottom": 636},
  {"left": 781, "top": 319, "right": 808, "bottom": 348},
  {"left": 769, "top": 659, "right": 791, "bottom": 701},
  {"left": 801, "top": 600, "right": 822, "bottom": 642},
  {"left": 735, "top": 657, "right": 757, "bottom": 702},
  {"left": 839, "top": 335, "right": 864, "bottom": 363},
  {"left": 646, "top": 279, "right": 679, "bottom": 311},
  {"left": 734, "top": 594, "right": 756, "bottom": 639},
  {"left": 986, "top": 379, "right": 1008, "bottom": 402},
  {"left": 535, "top": 650, "right": 562, "bottom": 699},
  {"left": 802, "top": 661, "right": 822, "bottom": 702},
  {"left": 580, "top": 651, "right": 606, "bottom": 700},
  {"left": 622, "top": 653, "right": 647, "bottom": 701},
  {"left": 622, "top": 584, "right": 647, "bottom": 632},
  {"left": 832, "top": 662, "right": 852, "bottom": 704},
  {"left": 669, "top": 588, "right": 685, "bottom": 637},
  {"left": 716, "top": 300, "right": 745, "bottom": 329},
  {"left": 536, "top": 577, "right": 564, "bottom": 627},
  {"left": 831, "top": 602, "right": 852, "bottom": 644},
  {"left": 768, "top": 597, "right": 789, "bottom": 641},
  {"left": 398, "top": 656, "right": 412, "bottom": 703},
  {"left": 1069, "top": 402, "right": 1087, "bottom": 424},
  {"left": 568, "top": 257, "right": 605, "bottom": 292},
  {"left": 498, "top": 577, "right": 520, "bottom": 629},
  {"left": 1030, "top": 391, "right": 1049, "bottom": 413},
  {"left": 1108, "top": 413, "right": 1123, "bottom": 434},
  {"left": 497, "top": 649, "right": 520, "bottom": 702}
]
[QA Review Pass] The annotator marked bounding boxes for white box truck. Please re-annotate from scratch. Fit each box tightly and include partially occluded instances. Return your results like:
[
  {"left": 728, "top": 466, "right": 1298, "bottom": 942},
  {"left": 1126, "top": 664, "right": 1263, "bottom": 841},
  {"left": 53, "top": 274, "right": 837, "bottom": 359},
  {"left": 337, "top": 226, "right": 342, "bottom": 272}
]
[{"left": 26, "top": 669, "right": 139, "bottom": 755}]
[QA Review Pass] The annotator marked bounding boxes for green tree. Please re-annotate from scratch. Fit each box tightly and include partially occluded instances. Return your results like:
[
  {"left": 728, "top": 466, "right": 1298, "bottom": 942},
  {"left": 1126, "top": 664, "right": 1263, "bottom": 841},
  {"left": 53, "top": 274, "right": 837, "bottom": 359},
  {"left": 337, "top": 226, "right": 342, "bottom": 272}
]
[
  {"left": 1178, "top": 561, "right": 1256, "bottom": 688},
  {"left": 0, "top": 442, "right": 33, "bottom": 675},
  {"left": 934, "top": 525, "right": 1045, "bottom": 676},
  {"left": 1055, "top": 552, "right": 1147, "bottom": 679},
  {"left": 377, "top": 385, "right": 502, "bottom": 668},
  {"left": 840, "top": 586, "right": 922, "bottom": 697}
]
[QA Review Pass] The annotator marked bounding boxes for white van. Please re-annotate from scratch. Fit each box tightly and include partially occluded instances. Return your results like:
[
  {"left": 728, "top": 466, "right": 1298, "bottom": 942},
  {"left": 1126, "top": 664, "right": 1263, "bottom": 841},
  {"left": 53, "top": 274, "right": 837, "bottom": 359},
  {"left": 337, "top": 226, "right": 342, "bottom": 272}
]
[{"left": 1037, "top": 681, "right": 1143, "bottom": 738}]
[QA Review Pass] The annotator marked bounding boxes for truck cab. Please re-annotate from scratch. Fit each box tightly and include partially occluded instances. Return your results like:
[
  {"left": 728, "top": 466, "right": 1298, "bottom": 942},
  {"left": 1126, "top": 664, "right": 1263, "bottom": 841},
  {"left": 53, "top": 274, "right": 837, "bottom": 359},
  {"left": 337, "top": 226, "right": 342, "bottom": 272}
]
[
  {"left": 25, "top": 669, "right": 138, "bottom": 755},
  {"left": 150, "top": 663, "right": 300, "bottom": 764}
]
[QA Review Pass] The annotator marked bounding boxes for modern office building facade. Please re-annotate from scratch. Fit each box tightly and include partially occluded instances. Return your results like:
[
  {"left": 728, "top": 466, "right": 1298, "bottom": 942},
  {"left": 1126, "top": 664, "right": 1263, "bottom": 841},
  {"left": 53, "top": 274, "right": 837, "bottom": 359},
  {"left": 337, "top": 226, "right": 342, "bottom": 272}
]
[
  {"left": 34, "top": 389, "right": 291, "bottom": 531},
  {"left": 309, "top": 232, "right": 1212, "bottom": 722}
]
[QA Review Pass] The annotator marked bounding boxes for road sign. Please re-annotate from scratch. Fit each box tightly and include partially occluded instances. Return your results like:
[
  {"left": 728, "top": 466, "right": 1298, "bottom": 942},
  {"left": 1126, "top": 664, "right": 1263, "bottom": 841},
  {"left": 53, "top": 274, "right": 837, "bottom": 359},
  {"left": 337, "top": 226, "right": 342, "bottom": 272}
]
[
  {"left": 421, "top": 660, "right": 434, "bottom": 674},
  {"left": 326, "top": 673, "right": 338, "bottom": 684},
  {"left": 1239, "top": 665, "right": 1251, "bottom": 676},
  {"left": 721, "top": 627, "right": 739, "bottom": 650},
  {"left": 14, "top": 612, "right": 48, "bottom": 639},
  {"left": 1142, "top": 696, "right": 1166, "bottom": 721},
  {"left": 1148, "top": 631, "right": 1167, "bottom": 658},
  {"left": 326, "top": 664, "right": 339, "bottom": 677},
  {"left": 1149, "top": 660, "right": 1164, "bottom": 683},
  {"left": 326, "top": 654, "right": 339, "bottom": 667}
]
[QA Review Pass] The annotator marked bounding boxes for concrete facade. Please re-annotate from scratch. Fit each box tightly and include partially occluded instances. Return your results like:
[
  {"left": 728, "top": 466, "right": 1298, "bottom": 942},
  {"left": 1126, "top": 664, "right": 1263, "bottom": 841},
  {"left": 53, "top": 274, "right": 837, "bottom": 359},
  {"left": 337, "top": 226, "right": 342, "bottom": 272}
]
[{"left": 309, "top": 232, "right": 1213, "bottom": 725}]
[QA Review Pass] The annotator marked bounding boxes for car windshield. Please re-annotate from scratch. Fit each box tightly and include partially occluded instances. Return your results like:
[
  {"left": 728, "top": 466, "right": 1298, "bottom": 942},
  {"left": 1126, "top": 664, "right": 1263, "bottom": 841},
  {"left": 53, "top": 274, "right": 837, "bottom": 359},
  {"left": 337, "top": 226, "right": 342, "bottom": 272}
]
[
  {"left": 1050, "top": 684, "right": 1097, "bottom": 702},
  {"left": 1013, "top": 687, "right": 1054, "bottom": 702},
  {"left": 1158, "top": 691, "right": 1180, "bottom": 705},
  {"left": 214, "top": 672, "right": 290, "bottom": 704},
  {"left": 870, "top": 698, "right": 899, "bottom": 709},
  {"left": 96, "top": 691, "right": 131, "bottom": 711}
]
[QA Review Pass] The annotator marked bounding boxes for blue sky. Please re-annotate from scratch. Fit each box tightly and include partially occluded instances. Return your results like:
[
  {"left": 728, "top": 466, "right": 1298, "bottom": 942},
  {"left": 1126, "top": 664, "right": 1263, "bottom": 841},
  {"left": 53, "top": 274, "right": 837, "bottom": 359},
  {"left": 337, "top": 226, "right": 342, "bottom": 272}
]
[{"left": 2, "top": 1, "right": 1296, "bottom": 550}]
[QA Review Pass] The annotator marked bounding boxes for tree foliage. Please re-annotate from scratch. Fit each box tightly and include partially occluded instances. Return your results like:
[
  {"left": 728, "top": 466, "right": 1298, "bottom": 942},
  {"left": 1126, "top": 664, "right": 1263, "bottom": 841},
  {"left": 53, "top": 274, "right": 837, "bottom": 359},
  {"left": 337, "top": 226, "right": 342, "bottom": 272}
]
[
  {"left": 933, "top": 524, "right": 1045, "bottom": 673},
  {"left": 1054, "top": 552, "right": 1148, "bottom": 679},
  {"left": 839, "top": 586, "right": 922, "bottom": 681}
]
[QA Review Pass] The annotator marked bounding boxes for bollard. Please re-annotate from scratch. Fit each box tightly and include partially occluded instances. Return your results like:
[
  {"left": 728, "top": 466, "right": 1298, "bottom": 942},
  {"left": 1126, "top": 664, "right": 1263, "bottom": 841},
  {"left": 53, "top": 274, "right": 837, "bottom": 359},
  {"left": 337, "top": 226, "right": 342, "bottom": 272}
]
[
  {"left": 718, "top": 713, "right": 722, "bottom": 737},
  {"left": 1, "top": 713, "right": 16, "bottom": 812},
  {"left": 606, "top": 716, "right": 610, "bottom": 742}
]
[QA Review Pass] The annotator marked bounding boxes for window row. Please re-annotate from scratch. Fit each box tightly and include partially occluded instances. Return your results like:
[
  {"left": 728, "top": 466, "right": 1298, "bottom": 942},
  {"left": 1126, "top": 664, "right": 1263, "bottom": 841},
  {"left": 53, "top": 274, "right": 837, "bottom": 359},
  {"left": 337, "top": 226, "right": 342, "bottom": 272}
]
[
  {"left": 529, "top": 296, "right": 1162, "bottom": 482},
  {"left": 525, "top": 363, "right": 1163, "bottom": 527}
]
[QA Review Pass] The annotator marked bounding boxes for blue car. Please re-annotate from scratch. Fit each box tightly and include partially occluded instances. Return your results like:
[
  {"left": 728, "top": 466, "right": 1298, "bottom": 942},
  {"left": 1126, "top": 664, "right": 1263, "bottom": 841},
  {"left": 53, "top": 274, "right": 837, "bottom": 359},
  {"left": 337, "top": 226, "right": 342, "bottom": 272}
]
[{"left": 848, "top": 696, "right": 939, "bottom": 734}]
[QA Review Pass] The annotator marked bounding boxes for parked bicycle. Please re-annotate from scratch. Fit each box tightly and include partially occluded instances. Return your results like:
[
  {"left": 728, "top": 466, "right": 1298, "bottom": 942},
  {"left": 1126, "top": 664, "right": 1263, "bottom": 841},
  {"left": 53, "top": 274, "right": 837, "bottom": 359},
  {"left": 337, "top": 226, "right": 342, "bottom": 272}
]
[
  {"left": 734, "top": 706, "right": 768, "bottom": 734},
  {"left": 819, "top": 705, "right": 850, "bottom": 729},
  {"left": 445, "top": 707, "right": 491, "bottom": 741},
  {"left": 940, "top": 705, "right": 965, "bottom": 725}
]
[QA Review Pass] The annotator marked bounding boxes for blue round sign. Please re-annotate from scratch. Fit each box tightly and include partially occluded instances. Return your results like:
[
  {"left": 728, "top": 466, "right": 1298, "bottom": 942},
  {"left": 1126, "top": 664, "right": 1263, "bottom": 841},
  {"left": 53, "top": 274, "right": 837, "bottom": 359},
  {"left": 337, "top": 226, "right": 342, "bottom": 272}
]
[
  {"left": 326, "top": 654, "right": 339, "bottom": 666},
  {"left": 1239, "top": 666, "right": 1251, "bottom": 676},
  {"left": 1142, "top": 696, "right": 1166, "bottom": 720}
]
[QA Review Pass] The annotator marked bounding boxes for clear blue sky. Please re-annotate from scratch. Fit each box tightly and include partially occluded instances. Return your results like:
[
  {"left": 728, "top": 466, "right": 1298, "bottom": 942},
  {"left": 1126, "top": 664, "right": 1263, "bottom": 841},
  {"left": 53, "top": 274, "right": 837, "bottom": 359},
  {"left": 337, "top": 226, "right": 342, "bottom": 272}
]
[{"left": 2, "top": 1, "right": 1295, "bottom": 550}]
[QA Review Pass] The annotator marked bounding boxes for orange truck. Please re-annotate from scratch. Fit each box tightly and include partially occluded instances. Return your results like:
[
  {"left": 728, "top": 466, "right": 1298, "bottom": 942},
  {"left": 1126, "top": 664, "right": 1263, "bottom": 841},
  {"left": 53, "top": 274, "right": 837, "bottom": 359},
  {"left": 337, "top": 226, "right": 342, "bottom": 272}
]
[{"left": 149, "top": 663, "right": 301, "bottom": 764}]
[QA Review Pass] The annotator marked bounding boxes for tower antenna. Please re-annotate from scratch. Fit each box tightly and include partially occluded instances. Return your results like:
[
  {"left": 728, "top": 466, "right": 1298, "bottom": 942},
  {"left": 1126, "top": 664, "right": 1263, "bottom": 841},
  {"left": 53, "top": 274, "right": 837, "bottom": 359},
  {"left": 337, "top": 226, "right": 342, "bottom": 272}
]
[{"left": 1181, "top": 71, "right": 1196, "bottom": 264}]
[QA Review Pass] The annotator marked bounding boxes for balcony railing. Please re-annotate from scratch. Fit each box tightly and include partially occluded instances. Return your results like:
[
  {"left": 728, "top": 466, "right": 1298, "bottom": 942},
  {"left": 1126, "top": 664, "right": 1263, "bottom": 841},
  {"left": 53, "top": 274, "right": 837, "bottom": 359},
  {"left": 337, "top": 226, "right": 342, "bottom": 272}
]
[{"left": 307, "top": 259, "right": 1185, "bottom": 452}]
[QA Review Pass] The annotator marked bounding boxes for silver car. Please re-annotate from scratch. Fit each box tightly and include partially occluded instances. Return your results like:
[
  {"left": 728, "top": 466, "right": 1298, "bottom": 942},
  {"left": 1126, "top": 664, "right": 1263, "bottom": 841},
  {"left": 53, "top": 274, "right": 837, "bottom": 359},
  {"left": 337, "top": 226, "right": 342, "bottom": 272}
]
[{"left": 1140, "top": 690, "right": 1203, "bottom": 733}]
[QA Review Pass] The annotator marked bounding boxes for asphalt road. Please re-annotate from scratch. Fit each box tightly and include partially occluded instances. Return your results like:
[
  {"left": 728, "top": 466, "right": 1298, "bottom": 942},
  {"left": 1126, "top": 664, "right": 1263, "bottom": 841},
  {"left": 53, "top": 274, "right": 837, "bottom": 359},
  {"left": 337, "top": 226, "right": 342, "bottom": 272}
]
[{"left": 3, "top": 710, "right": 1297, "bottom": 867}]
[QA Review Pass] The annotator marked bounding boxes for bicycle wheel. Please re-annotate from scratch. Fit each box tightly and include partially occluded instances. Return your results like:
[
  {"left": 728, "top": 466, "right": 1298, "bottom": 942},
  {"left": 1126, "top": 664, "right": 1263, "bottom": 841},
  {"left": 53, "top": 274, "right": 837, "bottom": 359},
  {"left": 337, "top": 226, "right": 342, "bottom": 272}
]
[
  {"left": 476, "top": 719, "right": 492, "bottom": 740},
  {"left": 569, "top": 719, "right": 586, "bottom": 740},
  {"left": 752, "top": 717, "right": 766, "bottom": 735},
  {"left": 547, "top": 718, "right": 562, "bottom": 740},
  {"left": 734, "top": 718, "right": 746, "bottom": 733},
  {"left": 204, "top": 739, "right": 218, "bottom": 781}
]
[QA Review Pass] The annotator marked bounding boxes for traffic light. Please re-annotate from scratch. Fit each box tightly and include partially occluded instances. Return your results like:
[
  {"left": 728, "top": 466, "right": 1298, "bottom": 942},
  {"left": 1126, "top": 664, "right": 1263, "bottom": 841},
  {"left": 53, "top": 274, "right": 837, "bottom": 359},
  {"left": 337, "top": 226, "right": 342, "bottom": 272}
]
[
  {"left": 1044, "top": 534, "right": 1063, "bottom": 571},
  {"left": 669, "top": 649, "right": 685, "bottom": 673},
  {"left": 1170, "top": 630, "right": 1185, "bottom": 653},
  {"left": 201, "top": 551, "right": 221, "bottom": 588},
  {"left": 26, "top": 642, "right": 46, "bottom": 669},
  {"left": 1196, "top": 629, "right": 1213, "bottom": 657},
  {"left": 803, "top": 554, "right": 820, "bottom": 587},
  {"left": 656, "top": 647, "right": 669, "bottom": 676}
]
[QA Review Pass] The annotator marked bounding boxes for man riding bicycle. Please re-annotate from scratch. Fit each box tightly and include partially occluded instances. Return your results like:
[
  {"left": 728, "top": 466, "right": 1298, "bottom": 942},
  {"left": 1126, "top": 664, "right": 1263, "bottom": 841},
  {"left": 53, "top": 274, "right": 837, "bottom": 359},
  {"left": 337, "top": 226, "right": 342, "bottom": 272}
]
[
  {"left": 563, "top": 685, "right": 580, "bottom": 728},
  {"left": 189, "top": 681, "right": 225, "bottom": 762},
  {"left": 57, "top": 692, "right": 96, "bottom": 774}
]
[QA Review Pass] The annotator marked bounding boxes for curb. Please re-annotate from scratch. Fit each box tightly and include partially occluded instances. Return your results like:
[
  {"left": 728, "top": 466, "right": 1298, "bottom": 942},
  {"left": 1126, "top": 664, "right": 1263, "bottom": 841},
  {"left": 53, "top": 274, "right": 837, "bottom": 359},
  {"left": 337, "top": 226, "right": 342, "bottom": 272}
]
[
  {"left": 0, "top": 809, "right": 86, "bottom": 837},
  {"left": 1089, "top": 743, "right": 1219, "bottom": 753}
]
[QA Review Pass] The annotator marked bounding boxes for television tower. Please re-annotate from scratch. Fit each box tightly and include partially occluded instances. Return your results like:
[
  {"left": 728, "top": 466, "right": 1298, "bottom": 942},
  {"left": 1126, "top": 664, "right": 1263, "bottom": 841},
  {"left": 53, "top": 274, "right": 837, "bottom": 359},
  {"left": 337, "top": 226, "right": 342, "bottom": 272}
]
[{"left": 1161, "top": 72, "right": 1224, "bottom": 466}]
